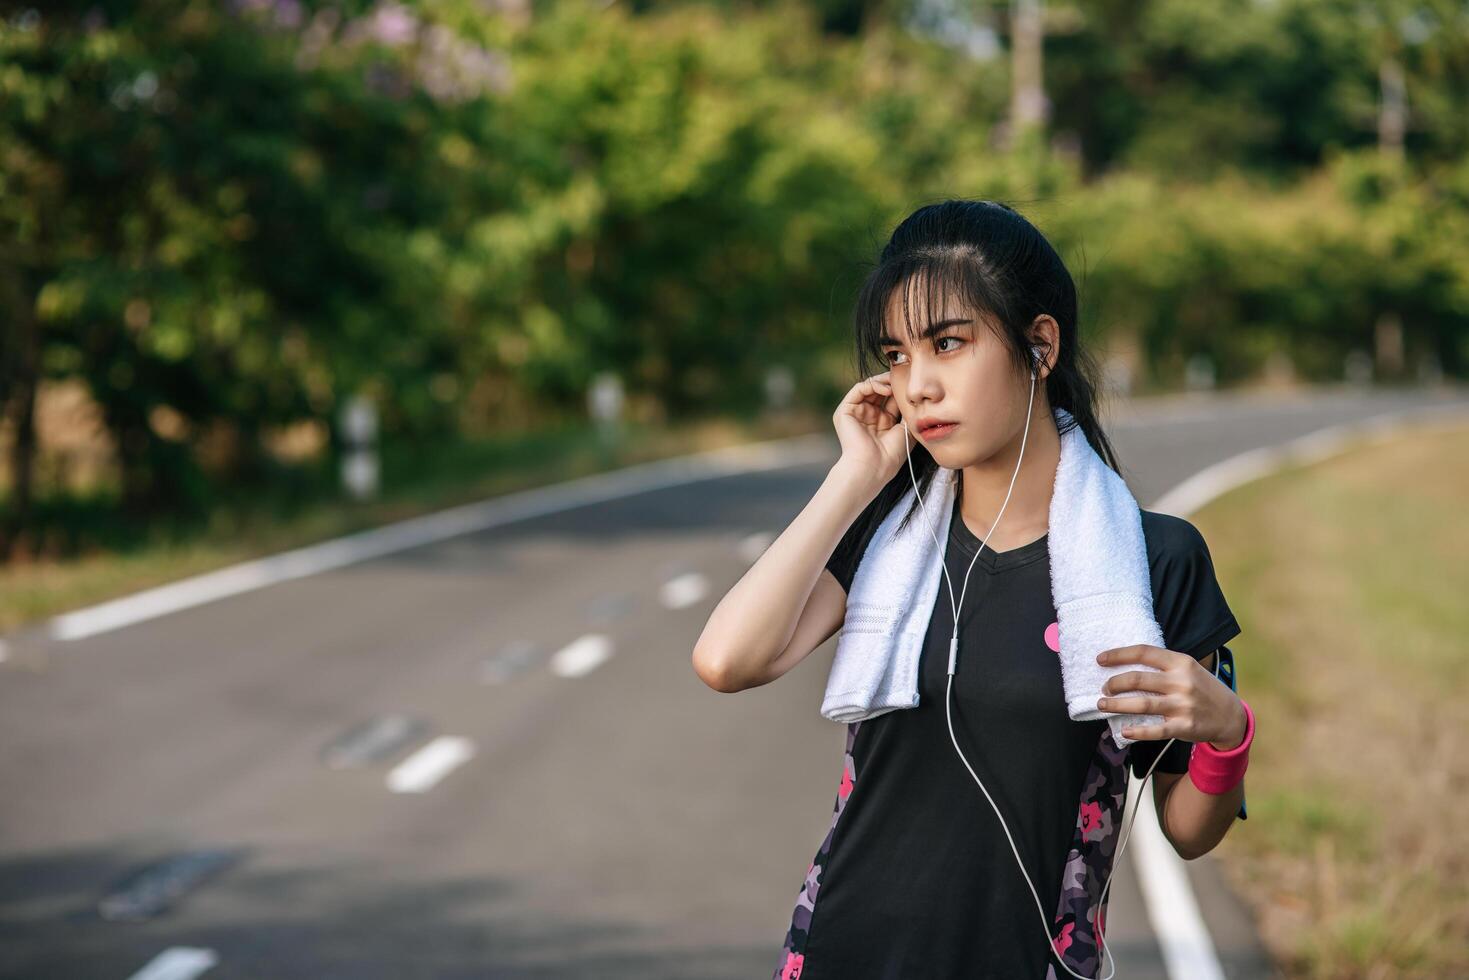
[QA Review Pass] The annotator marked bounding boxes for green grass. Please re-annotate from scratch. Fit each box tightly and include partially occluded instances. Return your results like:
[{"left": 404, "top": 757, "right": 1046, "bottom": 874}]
[
  {"left": 1245, "top": 784, "right": 1376, "bottom": 861},
  {"left": 1189, "top": 419, "right": 1469, "bottom": 979}
]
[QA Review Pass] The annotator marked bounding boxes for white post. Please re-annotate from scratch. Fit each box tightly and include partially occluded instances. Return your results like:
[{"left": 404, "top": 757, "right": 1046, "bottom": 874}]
[
  {"left": 339, "top": 394, "right": 379, "bottom": 500},
  {"left": 764, "top": 365, "right": 794, "bottom": 411},
  {"left": 1184, "top": 353, "right": 1216, "bottom": 391},
  {"left": 588, "top": 371, "right": 625, "bottom": 452}
]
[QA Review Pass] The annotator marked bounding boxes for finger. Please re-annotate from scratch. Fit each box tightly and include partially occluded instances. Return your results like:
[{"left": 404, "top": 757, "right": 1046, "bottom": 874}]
[
  {"left": 1102, "top": 669, "right": 1177, "bottom": 696},
  {"left": 1097, "top": 644, "right": 1176, "bottom": 670},
  {"left": 863, "top": 371, "right": 894, "bottom": 394},
  {"left": 841, "top": 375, "right": 895, "bottom": 409},
  {"left": 1096, "top": 691, "right": 1172, "bottom": 714},
  {"left": 878, "top": 390, "right": 900, "bottom": 423},
  {"left": 1118, "top": 721, "right": 1169, "bottom": 741}
]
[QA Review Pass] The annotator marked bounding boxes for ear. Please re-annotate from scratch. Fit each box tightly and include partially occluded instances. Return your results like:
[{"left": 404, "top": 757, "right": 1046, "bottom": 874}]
[{"left": 1027, "top": 316, "right": 1060, "bottom": 378}]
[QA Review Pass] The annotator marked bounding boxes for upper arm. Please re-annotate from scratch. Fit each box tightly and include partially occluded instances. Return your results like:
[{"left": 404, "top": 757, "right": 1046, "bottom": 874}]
[{"left": 742, "top": 568, "right": 847, "bottom": 689}]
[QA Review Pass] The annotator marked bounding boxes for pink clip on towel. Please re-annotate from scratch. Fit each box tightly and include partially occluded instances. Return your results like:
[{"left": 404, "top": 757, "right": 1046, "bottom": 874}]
[{"left": 1044, "top": 407, "right": 1169, "bottom": 749}]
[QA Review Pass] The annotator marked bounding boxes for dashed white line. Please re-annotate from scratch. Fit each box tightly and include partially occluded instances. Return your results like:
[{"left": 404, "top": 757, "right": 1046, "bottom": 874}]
[
  {"left": 659, "top": 572, "right": 708, "bottom": 610},
  {"left": 549, "top": 634, "right": 614, "bottom": 678},
  {"left": 737, "top": 531, "right": 775, "bottom": 562},
  {"left": 386, "top": 736, "right": 477, "bottom": 793},
  {"left": 124, "top": 947, "right": 219, "bottom": 980}
]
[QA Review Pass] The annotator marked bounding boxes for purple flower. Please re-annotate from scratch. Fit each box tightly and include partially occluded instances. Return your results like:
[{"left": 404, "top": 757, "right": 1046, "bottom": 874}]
[{"left": 368, "top": 2, "right": 417, "bottom": 46}]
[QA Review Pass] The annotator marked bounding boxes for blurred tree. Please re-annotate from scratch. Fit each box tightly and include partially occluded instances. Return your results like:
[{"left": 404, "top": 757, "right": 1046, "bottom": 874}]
[
  {"left": 1042, "top": 0, "right": 1468, "bottom": 180},
  {"left": 0, "top": 0, "right": 513, "bottom": 543},
  {"left": 0, "top": 0, "right": 1465, "bottom": 564}
]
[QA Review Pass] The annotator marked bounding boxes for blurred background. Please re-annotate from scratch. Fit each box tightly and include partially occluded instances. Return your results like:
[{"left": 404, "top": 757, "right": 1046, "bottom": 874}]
[{"left": 1, "top": 1, "right": 1466, "bottom": 978}]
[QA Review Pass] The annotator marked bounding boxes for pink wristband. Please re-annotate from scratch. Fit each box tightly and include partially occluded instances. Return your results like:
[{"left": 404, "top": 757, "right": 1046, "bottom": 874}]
[{"left": 1188, "top": 699, "right": 1253, "bottom": 795}]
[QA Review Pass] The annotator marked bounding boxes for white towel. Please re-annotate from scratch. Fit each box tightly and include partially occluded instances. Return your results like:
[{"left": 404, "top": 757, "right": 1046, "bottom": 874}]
[{"left": 819, "top": 406, "right": 1165, "bottom": 750}]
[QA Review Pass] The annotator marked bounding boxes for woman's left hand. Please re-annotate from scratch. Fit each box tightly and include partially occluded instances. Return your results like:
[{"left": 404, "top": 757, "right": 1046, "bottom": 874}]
[{"left": 1094, "top": 644, "right": 1248, "bottom": 749}]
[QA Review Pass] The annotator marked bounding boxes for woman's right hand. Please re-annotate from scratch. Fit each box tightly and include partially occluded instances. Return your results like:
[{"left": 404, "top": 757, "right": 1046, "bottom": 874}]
[{"left": 832, "top": 370, "right": 910, "bottom": 492}]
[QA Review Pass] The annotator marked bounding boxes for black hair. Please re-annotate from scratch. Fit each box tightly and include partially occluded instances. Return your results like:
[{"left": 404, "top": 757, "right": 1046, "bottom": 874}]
[{"left": 835, "top": 198, "right": 1122, "bottom": 553}]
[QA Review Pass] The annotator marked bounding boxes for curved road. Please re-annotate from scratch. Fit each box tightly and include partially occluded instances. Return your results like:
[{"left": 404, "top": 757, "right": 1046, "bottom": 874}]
[{"left": 1, "top": 386, "right": 1463, "bottom": 979}]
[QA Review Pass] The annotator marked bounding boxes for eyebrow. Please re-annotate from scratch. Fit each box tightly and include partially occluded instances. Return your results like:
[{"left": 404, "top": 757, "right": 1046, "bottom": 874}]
[{"left": 877, "top": 318, "right": 973, "bottom": 347}]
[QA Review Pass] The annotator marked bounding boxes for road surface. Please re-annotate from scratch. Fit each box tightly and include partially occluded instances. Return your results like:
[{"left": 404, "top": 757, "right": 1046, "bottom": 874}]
[{"left": 2, "top": 385, "right": 1462, "bottom": 979}]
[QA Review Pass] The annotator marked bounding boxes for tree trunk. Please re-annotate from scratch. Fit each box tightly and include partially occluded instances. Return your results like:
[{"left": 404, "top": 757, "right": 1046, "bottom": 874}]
[{"left": 0, "top": 309, "right": 40, "bottom": 563}]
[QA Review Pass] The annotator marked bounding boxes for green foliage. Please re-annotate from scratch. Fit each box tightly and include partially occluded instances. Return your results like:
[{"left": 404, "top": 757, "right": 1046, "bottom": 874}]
[
  {"left": 1, "top": 0, "right": 1466, "bottom": 557},
  {"left": 1043, "top": 149, "right": 1469, "bottom": 386}
]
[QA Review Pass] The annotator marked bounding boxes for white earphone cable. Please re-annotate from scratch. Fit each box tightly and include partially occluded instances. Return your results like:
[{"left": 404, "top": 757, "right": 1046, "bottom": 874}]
[{"left": 897, "top": 350, "right": 1199, "bottom": 978}]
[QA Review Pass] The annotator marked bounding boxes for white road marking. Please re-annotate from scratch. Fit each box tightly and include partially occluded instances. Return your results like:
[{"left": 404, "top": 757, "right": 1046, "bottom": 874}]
[
  {"left": 27, "top": 396, "right": 1469, "bottom": 976},
  {"left": 46, "top": 433, "right": 833, "bottom": 642},
  {"left": 659, "top": 572, "right": 708, "bottom": 610},
  {"left": 36, "top": 402, "right": 1469, "bottom": 645},
  {"left": 124, "top": 947, "right": 219, "bottom": 980},
  {"left": 1151, "top": 400, "right": 1469, "bottom": 518},
  {"left": 549, "top": 634, "right": 614, "bottom": 678},
  {"left": 1135, "top": 399, "right": 1469, "bottom": 980},
  {"left": 386, "top": 736, "right": 476, "bottom": 793},
  {"left": 1128, "top": 775, "right": 1226, "bottom": 980},
  {"left": 737, "top": 531, "right": 775, "bottom": 562}
]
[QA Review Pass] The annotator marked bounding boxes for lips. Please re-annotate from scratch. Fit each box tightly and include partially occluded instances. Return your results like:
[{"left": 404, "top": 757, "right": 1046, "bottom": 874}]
[{"left": 917, "top": 420, "right": 960, "bottom": 440}]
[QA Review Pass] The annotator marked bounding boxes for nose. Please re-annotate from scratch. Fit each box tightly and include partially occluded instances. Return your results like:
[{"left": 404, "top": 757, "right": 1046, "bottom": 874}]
[{"left": 904, "top": 352, "right": 943, "bottom": 406}]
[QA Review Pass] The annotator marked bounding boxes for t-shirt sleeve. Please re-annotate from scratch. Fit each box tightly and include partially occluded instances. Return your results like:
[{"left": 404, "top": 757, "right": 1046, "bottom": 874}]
[
  {"left": 824, "top": 492, "right": 887, "bottom": 595},
  {"left": 1127, "top": 515, "right": 1243, "bottom": 780}
]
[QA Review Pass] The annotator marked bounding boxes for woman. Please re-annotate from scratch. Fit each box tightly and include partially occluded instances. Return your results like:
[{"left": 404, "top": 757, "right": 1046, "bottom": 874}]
[{"left": 691, "top": 199, "right": 1252, "bottom": 979}]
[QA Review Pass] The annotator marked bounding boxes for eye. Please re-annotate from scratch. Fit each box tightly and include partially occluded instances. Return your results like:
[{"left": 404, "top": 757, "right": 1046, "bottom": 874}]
[{"left": 882, "top": 336, "right": 962, "bottom": 365}]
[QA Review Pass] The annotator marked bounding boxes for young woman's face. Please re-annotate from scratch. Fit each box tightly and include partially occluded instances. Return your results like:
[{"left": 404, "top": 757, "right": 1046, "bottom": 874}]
[{"left": 878, "top": 284, "right": 1033, "bottom": 467}]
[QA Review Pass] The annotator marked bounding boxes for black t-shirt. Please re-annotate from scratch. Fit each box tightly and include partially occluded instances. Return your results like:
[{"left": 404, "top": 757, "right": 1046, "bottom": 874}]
[{"left": 772, "top": 491, "right": 1243, "bottom": 980}]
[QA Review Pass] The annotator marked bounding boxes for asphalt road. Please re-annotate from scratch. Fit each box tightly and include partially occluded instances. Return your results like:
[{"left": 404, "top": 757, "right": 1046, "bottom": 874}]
[{"left": 2, "top": 385, "right": 1463, "bottom": 979}]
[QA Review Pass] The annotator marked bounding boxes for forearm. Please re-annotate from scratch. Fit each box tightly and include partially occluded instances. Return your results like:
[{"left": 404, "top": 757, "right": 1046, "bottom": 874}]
[
  {"left": 692, "top": 462, "right": 879, "bottom": 689},
  {"left": 1161, "top": 705, "right": 1249, "bottom": 860},
  {"left": 1160, "top": 772, "right": 1244, "bottom": 860}
]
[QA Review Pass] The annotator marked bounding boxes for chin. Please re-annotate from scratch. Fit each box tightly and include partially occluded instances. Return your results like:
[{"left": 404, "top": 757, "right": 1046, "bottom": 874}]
[{"left": 925, "top": 441, "right": 967, "bottom": 467}]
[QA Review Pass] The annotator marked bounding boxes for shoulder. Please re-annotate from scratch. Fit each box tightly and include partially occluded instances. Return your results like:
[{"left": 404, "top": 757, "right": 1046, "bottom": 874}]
[
  {"left": 1139, "top": 509, "right": 1220, "bottom": 600},
  {"left": 1140, "top": 509, "right": 1210, "bottom": 565},
  {"left": 1139, "top": 509, "right": 1240, "bottom": 656}
]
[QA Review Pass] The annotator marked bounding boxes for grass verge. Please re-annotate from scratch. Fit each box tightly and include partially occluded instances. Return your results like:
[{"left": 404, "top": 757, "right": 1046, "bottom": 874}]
[{"left": 1189, "top": 419, "right": 1469, "bottom": 978}]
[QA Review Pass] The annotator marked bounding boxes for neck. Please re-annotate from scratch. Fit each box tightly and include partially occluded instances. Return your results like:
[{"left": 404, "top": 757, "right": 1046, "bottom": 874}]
[{"left": 956, "top": 399, "right": 1059, "bottom": 550}]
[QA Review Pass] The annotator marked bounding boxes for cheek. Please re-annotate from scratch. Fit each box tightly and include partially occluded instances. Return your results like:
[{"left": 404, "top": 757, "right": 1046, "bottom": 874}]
[{"left": 956, "top": 376, "right": 1006, "bottom": 420}]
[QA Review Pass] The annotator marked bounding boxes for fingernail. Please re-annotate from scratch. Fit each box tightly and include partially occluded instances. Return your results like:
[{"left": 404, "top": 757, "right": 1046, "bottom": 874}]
[{"left": 1096, "top": 653, "right": 1105, "bottom": 664}]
